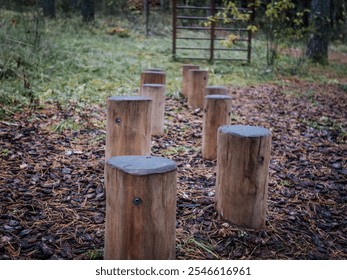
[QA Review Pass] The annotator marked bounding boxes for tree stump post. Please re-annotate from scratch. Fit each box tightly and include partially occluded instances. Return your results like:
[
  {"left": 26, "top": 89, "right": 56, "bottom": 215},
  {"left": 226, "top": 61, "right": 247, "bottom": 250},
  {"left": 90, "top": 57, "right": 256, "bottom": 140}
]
[
  {"left": 104, "top": 155, "right": 177, "bottom": 260},
  {"left": 216, "top": 125, "right": 272, "bottom": 229},
  {"left": 182, "top": 64, "right": 199, "bottom": 98},
  {"left": 141, "top": 84, "right": 166, "bottom": 135},
  {"left": 105, "top": 96, "right": 152, "bottom": 159},
  {"left": 205, "top": 86, "right": 228, "bottom": 96},
  {"left": 202, "top": 95, "right": 232, "bottom": 160},
  {"left": 140, "top": 71, "right": 166, "bottom": 94},
  {"left": 188, "top": 69, "right": 208, "bottom": 109}
]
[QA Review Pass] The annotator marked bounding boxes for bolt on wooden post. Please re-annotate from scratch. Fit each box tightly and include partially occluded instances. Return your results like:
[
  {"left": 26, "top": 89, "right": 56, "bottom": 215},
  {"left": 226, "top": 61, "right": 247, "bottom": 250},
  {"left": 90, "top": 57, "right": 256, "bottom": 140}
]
[
  {"left": 216, "top": 125, "right": 272, "bottom": 229},
  {"left": 202, "top": 95, "right": 232, "bottom": 160},
  {"left": 188, "top": 69, "right": 208, "bottom": 109},
  {"left": 141, "top": 84, "right": 166, "bottom": 136},
  {"left": 105, "top": 96, "right": 152, "bottom": 159},
  {"left": 181, "top": 64, "right": 199, "bottom": 98},
  {"left": 104, "top": 155, "right": 177, "bottom": 260},
  {"left": 205, "top": 86, "right": 228, "bottom": 96}
]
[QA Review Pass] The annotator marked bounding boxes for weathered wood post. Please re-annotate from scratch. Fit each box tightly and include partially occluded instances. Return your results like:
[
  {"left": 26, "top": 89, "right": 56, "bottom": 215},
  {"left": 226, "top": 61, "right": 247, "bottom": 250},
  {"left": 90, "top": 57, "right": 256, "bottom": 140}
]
[
  {"left": 205, "top": 86, "right": 228, "bottom": 96},
  {"left": 140, "top": 70, "right": 166, "bottom": 94},
  {"left": 188, "top": 69, "right": 208, "bottom": 109},
  {"left": 216, "top": 125, "right": 271, "bottom": 229},
  {"left": 105, "top": 96, "right": 152, "bottom": 159},
  {"left": 202, "top": 95, "right": 232, "bottom": 160},
  {"left": 182, "top": 64, "right": 199, "bottom": 98},
  {"left": 141, "top": 84, "right": 166, "bottom": 135},
  {"left": 104, "top": 155, "right": 177, "bottom": 260}
]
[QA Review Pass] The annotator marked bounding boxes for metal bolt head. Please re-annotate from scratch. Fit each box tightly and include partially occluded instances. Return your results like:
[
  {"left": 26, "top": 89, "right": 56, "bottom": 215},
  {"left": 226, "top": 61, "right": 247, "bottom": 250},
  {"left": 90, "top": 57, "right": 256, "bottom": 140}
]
[
  {"left": 115, "top": 117, "right": 121, "bottom": 125},
  {"left": 132, "top": 197, "right": 142, "bottom": 206}
]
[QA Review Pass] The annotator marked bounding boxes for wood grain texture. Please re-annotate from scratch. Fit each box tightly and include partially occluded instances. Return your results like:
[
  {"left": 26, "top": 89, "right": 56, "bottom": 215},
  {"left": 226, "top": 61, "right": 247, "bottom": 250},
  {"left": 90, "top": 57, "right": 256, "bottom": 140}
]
[
  {"left": 141, "top": 84, "right": 166, "bottom": 136},
  {"left": 140, "top": 71, "right": 166, "bottom": 95},
  {"left": 202, "top": 95, "right": 232, "bottom": 160},
  {"left": 105, "top": 96, "right": 152, "bottom": 159},
  {"left": 181, "top": 64, "right": 199, "bottom": 98},
  {"left": 104, "top": 156, "right": 177, "bottom": 260},
  {"left": 187, "top": 69, "right": 208, "bottom": 109},
  {"left": 216, "top": 125, "right": 271, "bottom": 229},
  {"left": 205, "top": 86, "right": 228, "bottom": 96}
]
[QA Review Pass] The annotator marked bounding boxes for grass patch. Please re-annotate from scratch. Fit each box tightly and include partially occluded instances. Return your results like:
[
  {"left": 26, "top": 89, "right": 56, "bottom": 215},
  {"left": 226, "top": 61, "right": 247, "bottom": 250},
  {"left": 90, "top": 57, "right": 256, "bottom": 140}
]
[{"left": 1, "top": 9, "right": 346, "bottom": 119}]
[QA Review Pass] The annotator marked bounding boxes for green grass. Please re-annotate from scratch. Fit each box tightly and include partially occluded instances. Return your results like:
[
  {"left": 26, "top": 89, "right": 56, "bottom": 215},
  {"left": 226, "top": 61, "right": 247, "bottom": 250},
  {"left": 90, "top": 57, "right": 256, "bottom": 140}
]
[{"left": 1, "top": 9, "right": 346, "bottom": 119}]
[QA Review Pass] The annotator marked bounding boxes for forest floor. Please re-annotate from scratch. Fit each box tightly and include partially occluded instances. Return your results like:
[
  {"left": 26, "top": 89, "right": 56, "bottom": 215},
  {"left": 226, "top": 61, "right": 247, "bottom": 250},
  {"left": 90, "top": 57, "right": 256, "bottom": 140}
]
[{"left": 0, "top": 80, "right": 346, "bottom": 260}]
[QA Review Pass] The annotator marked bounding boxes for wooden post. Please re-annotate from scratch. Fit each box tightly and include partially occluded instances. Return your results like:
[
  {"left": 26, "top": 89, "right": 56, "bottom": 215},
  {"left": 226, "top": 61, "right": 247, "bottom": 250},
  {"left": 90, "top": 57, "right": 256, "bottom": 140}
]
[
  {"left": 140, "top": 71, "right": 166, "bottom": 95},
  {"left": 188, "top": 69, "right": 208, "bottom": 109},
  {"left": 202, "top": 95, "right": 232, "bottom": 160},
  {"left": 141, "top": 84, "right": 166, "bottom": 136},
  {"left": 205, "top": 86, "right": 228, "bottom": 96},
  {"left": 216, "top": 125, "right": 271, "bottom": 229},
  {"left": 104, "top": 155, "right": 177, "bottom": 260},
  {"left": 182, "top": 64, "right": 199, "bottom": 98},
  {"left": 105, "top": 96, "right": 152, "bottom": 159}
]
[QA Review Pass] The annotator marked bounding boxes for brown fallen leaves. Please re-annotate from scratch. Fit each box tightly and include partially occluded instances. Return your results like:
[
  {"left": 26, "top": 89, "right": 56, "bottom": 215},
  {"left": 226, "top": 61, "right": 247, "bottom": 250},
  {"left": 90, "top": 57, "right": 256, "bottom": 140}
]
[{"left": 0, "top": 81, "right": 346, "bottom": 259}]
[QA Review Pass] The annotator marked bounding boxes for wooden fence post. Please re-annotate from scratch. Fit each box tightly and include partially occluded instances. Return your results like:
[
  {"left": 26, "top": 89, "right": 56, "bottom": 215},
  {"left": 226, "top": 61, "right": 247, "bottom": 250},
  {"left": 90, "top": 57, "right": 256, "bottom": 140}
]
[
  {"left": 104, "top": 155, "right": 177, "bottom": 260},
  {"left": 202, "top": 95, "right": 232, "bottom": 160},
  {"left": 216, "top": 125, "right": 271, "bottom": 229},
  {"left": 141, "top": 84, "right": 166, "bottom": 135},
  {"left": 188, "top": 69, "right": 208, "bottom": 109},
  {"left": 181, "top": 64, "right": 199, "bottom": 98},
  {"left": 205, "top": 86, "right": 228, "bottom": 96},
  {"left": 105, "top": 96, "right": 152, "bottom": 159}
]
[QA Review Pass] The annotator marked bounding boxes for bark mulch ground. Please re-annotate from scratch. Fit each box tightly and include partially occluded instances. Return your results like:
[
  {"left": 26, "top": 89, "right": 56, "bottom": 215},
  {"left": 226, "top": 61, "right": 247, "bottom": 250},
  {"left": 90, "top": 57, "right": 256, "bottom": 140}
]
[{"left": 0, "top": 81, "right": 346, "bottom": 260}]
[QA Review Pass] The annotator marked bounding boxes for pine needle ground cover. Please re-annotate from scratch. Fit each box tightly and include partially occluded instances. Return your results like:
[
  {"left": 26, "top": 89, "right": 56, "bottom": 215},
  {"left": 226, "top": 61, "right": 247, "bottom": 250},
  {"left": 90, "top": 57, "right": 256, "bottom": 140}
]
[{"left": 0, "top": 11, "right": 346, "bottom": 259}]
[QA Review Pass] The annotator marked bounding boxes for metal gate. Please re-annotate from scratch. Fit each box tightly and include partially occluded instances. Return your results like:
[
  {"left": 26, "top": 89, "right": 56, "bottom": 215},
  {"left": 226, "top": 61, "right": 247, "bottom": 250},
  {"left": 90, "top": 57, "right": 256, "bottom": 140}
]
[{"left": 172, "top": 0, "right": 252, "bottom": 63}]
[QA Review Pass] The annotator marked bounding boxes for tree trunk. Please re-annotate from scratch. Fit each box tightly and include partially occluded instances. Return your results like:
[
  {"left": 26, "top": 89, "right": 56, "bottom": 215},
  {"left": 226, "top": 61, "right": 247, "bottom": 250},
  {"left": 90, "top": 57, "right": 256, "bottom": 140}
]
[
  {"left": 306, "top": 0, "right": 331, "bottom": 64},
  {"left": 42, "top": 0, "right": 55, "bottom": 18},
  {"left": 81, "top": 0, "right": 95, "bottom": 22}
]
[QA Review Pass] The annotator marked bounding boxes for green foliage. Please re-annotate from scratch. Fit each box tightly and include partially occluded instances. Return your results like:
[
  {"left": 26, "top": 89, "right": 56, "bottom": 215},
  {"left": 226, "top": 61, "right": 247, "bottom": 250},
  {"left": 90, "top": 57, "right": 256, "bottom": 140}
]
[{"left": 220, "top": 0, "right": 311, "bottom": 66}]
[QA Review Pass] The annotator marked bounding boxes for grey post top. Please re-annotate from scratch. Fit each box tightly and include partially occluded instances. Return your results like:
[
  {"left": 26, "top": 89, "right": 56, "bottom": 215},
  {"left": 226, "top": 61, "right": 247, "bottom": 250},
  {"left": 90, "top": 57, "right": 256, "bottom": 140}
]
[
  {"left": 108, "top": 96, "right": 152, "bottom": 102},
  {"left": 219, "top": 125, "right": 271, "bottom": 138},
  {"left": 206, "top": 86, "right": 227, "bottom": 90},
  {"left": 142, "top": 84, "right": 166, "bottom": 88},
  {"left": 107, "top": 156, "right": 177, "bottom": 175},
  {"left": 205, "top": 94, "right": 232, "bottom": 100}
]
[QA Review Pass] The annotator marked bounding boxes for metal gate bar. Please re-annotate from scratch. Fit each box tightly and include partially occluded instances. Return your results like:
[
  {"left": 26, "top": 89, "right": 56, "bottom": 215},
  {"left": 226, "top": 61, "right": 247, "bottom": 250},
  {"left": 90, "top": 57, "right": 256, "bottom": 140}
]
[{"left": 172, "top": 0, "right": 252, "bottom": 63}]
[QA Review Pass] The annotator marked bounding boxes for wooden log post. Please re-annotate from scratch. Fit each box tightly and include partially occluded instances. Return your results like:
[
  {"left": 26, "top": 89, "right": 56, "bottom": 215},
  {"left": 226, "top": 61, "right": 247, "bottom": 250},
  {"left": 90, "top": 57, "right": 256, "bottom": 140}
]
[
  {"left": 188, "top": 69, "right": 208, "bottom": 109},
  {"left": 140, "top": 71, "right": 166, "bottom": 95},
  {"left": 216, "top": 125, "right": 272, "bottom": 229},
  {"left": 105, "top": 96, "right": 152, "bottom": 159},
  {"left": 141, "top": 84, "right": 166, "bottom": 135},
  {"left": 104, "top": 155, "right": 177, "bottom": 260},
  {"left": 205, "top": 86, "right": 228, "bottom": 96},
  {"left": 202, "top": 95, "right": 232, "bottom": 160},
  {"left": 181, "top": 64, "right": 199, "bottom": 98}
]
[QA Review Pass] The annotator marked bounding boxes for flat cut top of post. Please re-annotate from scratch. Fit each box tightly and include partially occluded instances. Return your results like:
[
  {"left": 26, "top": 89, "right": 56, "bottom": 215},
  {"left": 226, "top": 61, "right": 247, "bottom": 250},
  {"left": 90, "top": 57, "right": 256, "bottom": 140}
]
[
  {"left": 189, "top": 69, "right": 208, "bottom": 73},
  {"left": 107, "top": 156, "right": 177, "bottom": 175},
  {"left": 143, "top": 84, "right": 165, "bottom": 88},
  {"left": 205, "top": 94, "right": 232, "bottom": 100},
  {"left": 206, "top": 86, "right": 227, "bottom": 90},
  {"left": 219, "top": 125, "right": 271, "bottom": 138},
  {"left": 108, "top": 96, "right": 152, "bottom": 102},
  {"left": 145, "top": 68, "right": 164, "bottom": 72},
  {"left": 142, "top": 71, "right": 165, "bottom": 75}
]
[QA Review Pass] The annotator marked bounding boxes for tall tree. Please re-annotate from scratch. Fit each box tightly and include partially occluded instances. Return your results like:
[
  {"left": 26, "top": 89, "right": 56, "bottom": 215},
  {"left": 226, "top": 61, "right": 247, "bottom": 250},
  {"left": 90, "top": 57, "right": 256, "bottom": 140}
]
[
  {"left": 305, "top": 0, "right": 331, "bottom": 64},
  {"left": 41, "top": 0, "right": 56, "bottom": 18},
  {"left": 81, "top": 0, "right": 94, "bottom": 22}
]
